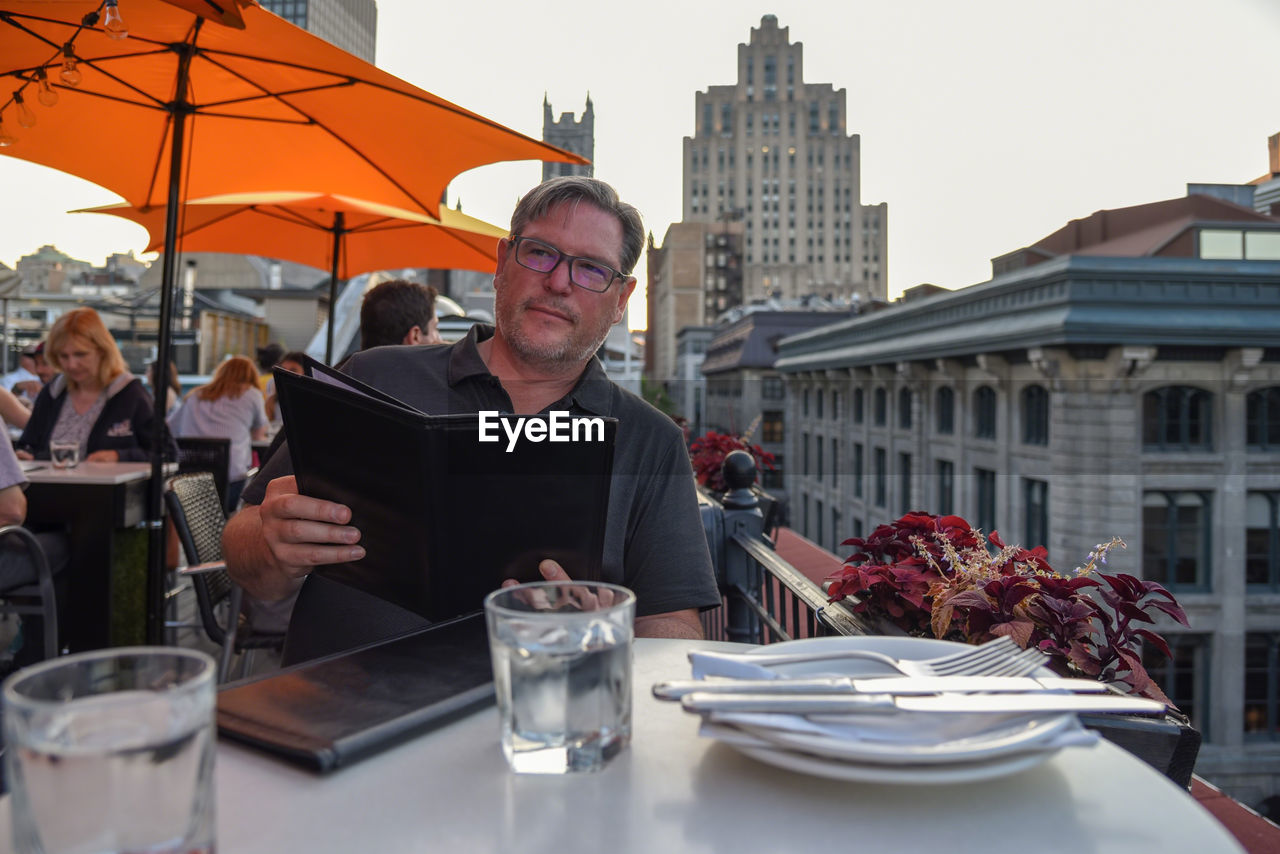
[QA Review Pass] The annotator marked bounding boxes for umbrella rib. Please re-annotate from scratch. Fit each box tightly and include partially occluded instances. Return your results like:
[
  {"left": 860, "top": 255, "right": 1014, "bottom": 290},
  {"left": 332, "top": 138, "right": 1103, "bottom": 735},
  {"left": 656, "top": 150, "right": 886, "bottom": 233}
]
[{"left": 249, "top": 205, "right": 334, "bottom": 231}]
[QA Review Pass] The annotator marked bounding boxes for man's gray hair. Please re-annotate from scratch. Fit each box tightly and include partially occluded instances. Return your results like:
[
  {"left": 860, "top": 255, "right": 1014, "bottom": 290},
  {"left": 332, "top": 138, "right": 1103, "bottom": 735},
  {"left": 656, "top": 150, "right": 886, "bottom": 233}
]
[{"left": 509, "top": 176, "right": 645, "bottom": 276}]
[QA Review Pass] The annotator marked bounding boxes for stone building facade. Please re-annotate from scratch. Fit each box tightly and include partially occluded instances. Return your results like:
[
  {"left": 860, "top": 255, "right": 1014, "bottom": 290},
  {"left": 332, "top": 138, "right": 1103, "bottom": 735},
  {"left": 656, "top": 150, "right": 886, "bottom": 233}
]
[
  {"left": 775, "top": 201, "right": 1280, "bottom": 807},
  {"left": 259, "top": 0, "right": 377, "bottom": 62},
  {"left": 542, "top": 95, "right": 594, "bottom": 181}
]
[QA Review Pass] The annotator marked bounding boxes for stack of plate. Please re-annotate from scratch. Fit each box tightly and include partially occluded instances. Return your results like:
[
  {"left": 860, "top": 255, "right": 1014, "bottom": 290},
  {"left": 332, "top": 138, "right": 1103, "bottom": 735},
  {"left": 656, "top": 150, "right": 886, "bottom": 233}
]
[{"left": 687, "top": 636, "right": 1098, "bottom": 784}]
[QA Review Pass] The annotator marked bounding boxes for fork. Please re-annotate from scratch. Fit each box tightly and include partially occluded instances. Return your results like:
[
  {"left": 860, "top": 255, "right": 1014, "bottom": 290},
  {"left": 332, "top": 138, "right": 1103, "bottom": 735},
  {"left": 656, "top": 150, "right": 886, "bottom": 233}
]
[{"left": 688, "top": 636, "right": 1047, "bottom": 680}]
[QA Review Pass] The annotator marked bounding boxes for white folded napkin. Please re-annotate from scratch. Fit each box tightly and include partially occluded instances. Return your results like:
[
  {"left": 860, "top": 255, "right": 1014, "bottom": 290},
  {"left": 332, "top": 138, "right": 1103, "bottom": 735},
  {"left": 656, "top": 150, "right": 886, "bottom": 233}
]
[{"left": 688, "top": 651, "right": 779, "bottom": 681}]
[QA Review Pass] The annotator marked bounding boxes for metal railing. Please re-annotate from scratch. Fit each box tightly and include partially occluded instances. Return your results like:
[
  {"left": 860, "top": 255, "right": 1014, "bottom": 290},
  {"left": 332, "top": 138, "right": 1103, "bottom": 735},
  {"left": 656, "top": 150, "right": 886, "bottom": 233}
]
[{"left": 697, "top": 451, "right": 873, "bottom": 645}]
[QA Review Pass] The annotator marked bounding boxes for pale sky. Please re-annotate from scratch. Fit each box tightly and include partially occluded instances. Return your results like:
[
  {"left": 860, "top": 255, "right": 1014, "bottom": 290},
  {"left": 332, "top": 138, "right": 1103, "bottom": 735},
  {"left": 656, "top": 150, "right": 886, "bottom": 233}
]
[{"left": 2, "top": 0, "right": 1279, "bottom": 331}]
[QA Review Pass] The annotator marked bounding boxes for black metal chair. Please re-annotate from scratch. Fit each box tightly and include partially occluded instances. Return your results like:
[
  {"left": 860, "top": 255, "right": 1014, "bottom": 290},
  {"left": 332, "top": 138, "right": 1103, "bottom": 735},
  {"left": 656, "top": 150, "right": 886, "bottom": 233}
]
[
  {"left": 0, "top": 525, "right": 58, "bottom": 663},
  {"left": 165, "top": 471, "right": 284, "bottom": 682},
  {"left": 175, "top": 436, "right": 232, "bottom": 513}
]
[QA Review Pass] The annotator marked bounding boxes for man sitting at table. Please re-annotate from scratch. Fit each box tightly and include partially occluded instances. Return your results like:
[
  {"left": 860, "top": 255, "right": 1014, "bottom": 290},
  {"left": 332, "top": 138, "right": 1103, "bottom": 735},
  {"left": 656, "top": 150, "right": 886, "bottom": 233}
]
[
  {"left": 224, "top": 176, "right": 721, "bottom": 655},
  {"left": 359, "top": 278, "right": 445, "bottom": 349}
]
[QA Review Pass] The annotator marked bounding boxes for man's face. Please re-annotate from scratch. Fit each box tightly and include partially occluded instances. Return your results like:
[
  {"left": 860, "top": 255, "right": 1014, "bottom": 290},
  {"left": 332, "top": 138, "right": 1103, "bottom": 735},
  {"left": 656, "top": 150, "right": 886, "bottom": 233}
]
[
  {"left": 18, "top": 354, "right": 35, "bottom": 374},
  {"left": 493, "top": 202, "right": 636, "bottom": 371},
  {"left": 33, "top": 355, "right": 55, "bottom": 383}
]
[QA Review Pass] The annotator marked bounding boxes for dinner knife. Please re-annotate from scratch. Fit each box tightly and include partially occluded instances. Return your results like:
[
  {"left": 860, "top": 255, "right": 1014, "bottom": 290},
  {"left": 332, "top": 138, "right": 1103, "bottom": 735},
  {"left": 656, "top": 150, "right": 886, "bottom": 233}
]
[
  {"left": 652, "top": 675, "right": 1112, "bottom": 701},
  {"left": 680, "top": 691, "right": 1166, "bottom": 716}
]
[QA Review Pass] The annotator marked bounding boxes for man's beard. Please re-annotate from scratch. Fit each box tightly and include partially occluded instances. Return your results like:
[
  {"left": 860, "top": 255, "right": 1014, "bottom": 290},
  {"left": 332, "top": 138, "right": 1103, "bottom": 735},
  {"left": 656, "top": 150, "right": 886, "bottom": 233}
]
[{"left": 496, "top": 291, "right": 612, "bottom": 370}]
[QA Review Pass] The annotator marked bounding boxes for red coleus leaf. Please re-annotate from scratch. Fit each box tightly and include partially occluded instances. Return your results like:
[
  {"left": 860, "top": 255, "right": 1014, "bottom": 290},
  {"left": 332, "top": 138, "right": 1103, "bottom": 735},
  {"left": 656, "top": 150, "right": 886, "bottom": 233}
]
[
  {"left": 1133, "top": 628, "right": 1173, "bottom": 660},
  {"left": 989, "top": 618, "right": 1036, "bottom": 649}
]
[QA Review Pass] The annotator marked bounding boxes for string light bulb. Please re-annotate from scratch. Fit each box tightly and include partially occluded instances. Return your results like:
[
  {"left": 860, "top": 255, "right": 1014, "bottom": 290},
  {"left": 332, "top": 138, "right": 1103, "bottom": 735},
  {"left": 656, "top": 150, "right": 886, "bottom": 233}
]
[
  {"left": 13, "top": 92, "right": 35, "bottom": 129},
  {"left": 35, "top": 69, "right": 58, "bottom": 107},
  {"left": 0, "top": 116, "right": 16, "bottom": 147},
  {"left": 59, "top": 44, "right": 82, "bottom": 87},
  {"left": 102, "top": 0, "right": 128, "bottom": 40}
]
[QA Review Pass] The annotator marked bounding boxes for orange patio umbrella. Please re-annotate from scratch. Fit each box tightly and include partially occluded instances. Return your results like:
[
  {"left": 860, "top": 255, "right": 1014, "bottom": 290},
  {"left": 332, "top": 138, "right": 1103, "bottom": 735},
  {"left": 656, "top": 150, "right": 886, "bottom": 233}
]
[
  {"left": 78, "top": 192, "right": 509, "bottom": 360},
  {"left": 0, "top": 0, "right": 585, "bottom": 644},
  {"left": 159, "top": 0, "right": 249, "bottom": 28}
]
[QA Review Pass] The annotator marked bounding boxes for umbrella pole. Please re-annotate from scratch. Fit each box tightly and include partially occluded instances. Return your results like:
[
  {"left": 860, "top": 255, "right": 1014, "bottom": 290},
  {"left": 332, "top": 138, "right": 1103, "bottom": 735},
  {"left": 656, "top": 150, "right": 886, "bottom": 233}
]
[
  {"left": 325, "top": 212, "right": 344, "bottom": 365},
  {"left": 146, "top": 41, "right": 198, "bottom": 646}
]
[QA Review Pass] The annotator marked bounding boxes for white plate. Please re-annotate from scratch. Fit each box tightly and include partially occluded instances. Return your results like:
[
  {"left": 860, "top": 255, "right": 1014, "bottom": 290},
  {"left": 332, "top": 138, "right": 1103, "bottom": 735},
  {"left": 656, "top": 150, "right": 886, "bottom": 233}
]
[
  {"left": 734, "top": 742, "right": 1055, "bottom": 785},
  {"left": 733, "top": 713, "right": 1076, "bottom": 765},
  {"left": 722, "top": 635, "right": 1080, "bottom": 767}
]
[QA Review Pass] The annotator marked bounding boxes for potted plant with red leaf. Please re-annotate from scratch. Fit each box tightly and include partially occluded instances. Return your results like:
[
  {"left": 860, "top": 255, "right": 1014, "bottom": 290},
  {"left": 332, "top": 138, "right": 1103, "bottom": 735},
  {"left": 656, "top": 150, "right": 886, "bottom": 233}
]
[
  {"left": 825, "top": 511, "right": 1200, "bottom": 785},
  {"left": 689, "top": 424, "right": 776, "bottom": 493}
]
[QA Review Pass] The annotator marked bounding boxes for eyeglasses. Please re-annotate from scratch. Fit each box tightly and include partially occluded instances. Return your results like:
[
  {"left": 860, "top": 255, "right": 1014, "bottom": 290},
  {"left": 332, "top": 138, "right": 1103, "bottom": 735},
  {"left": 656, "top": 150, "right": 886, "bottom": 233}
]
[{"left": 509, "top": 235, "right": 626, "bottom": 293}]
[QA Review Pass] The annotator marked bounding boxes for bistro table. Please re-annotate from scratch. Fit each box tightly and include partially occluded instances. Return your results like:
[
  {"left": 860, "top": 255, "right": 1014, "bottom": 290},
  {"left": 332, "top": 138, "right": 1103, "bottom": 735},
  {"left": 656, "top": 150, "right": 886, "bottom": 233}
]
[
  {"left": 1, "top": 638, "right": 1225, "bottom": 853},
  {"left": 21, "top": 461, "right": 173, "bottom": 650}
]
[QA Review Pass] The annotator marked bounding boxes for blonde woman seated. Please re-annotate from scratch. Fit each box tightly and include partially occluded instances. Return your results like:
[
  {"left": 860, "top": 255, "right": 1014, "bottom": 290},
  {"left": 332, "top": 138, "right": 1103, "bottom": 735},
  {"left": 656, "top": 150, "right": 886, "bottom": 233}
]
[
  {"left": 168, "top": 356, "right": 268, "bottom": 510},
  {"left": 17, "top": 307, "right": 176, "bottom": 462}
]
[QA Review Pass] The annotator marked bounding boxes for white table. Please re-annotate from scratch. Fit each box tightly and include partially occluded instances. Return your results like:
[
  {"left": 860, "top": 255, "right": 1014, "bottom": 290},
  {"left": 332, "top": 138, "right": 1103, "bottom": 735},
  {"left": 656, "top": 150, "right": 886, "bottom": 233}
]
[
  {"left": 124, "top": 639, "right": 1245, "bottom": 853},
  {"left": 21, "top": 461, "right": 161, "bottom": 485}
]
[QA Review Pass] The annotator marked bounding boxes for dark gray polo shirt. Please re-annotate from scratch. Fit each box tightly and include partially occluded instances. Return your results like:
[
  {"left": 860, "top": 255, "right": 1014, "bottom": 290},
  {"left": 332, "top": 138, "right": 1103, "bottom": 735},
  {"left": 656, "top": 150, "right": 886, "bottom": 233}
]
[{"left": 245, "top": 324, "right": 720, "bottom": 627}]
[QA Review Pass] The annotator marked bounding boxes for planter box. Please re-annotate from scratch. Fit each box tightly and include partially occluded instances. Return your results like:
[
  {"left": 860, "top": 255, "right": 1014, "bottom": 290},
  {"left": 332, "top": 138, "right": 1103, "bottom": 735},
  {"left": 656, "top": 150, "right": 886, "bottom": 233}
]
[{"left": 1079, "top": 708, "right": 1201, "bottom": 789}]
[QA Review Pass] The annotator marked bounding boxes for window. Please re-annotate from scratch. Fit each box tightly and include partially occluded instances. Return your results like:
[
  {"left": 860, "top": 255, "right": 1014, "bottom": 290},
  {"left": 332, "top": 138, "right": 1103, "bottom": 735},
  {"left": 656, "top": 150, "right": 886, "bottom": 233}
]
[
  {"left": 898, "top": 388, "right": 913, "bottom": 429},
  {"left": 832, "top": 391, "right": 841, "bottom": 420},
  {"left": 1022, "top": 385, "right": 1049, "bottom": 445},
  {"left": 802, "top": 494, "right": 810, "bottom": 540},
  {"left": 802, "top": 388, "right": 810, "bottom": 417},
  {"left": 815, "top": 499, "right": 824, "bottom": 546},
  {"left": 936, "top": 460, "right": 955, "bottom": 515},
  {"left": 936, "top": 387, "right": 955, "bottom": 434},
  {"left": 873, "top": 387, "right": 887, "bottom": 426},
  {"left": 832, "top": 507, "right": 841, "bottom": 553},
  {"left": 853, "top": 443, "right": 864, "bottom": 498},
  {"left": 899, "top": 452, "right": 912, "bottom": 514},
  {"left": 817, "top": 390, "right": 825, "bottom": 420},
  {"left": 830, "top": 437, "right": 839, "bottom": 480},
  {"left": 762, "top": 454, "right": 783, "bottom": 490},
  {"left": 802, "top": 433, "right": 810, "bottom": 476},
  {"left": 1023, "top": 478, "right": 1048, "bottom": 548},
  {"left": 853, "top": 388, "right": 864, "bottom": 423},
  {"left": 973, "top": 386, "right": 997, "bottom": 439},
  {"left": 1145, "top": 635, "right": 1208, "bottom": 734},
  {"left": 761, "top": 376, "right": 784, "bottom": 400},
  {"left": 1247, "top": 492, "right": 1280, "bottom": 587},
  {"left": 975, "top": 468, "right": 997, "bottom": 536},
  {"left": 1143, "top": 491, "right": 1211, "bottom": 589},
  {"left": 874, "top": 448, "right": 886, "bottom": 506},
  {"left": 1143, "top": 386, "right": 1212, "bottom": 450},
  {"left": 1247, "top": 387, "right": 1280, "bottom": 450},
  {"left": 816, "top": 437, "right": 824, "bottom": 482},
  {"left": 761, "top": 411, "right": 784, "bottom": 444},
  {"left": 1246, "top": 633, "right": 1280, "bottom": 739}
]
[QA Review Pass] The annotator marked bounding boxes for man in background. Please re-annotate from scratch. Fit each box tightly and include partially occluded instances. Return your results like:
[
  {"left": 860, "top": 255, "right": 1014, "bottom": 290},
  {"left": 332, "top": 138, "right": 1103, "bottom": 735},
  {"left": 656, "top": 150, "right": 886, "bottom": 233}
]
[
  {"left": 2, "top": 344, "right": 40, "bottom": 405},
  {"left": 359, "top": 279, "right": 443, "bottom": 349},
  {"left": 255, "top": 343, "right": 285, "bottom": 394}
]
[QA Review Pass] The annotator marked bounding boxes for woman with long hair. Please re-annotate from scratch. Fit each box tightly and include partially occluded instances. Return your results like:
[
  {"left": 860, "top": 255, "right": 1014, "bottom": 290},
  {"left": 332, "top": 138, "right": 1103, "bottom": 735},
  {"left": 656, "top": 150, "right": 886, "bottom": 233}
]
[
  {"left": 168, "top": 355, "right": 268, "bottom": 509},
  {"left": 17, "top": 307, "right": 174, "bottom": 462},
  {"left": 149, "top": 359, "right": 182, "bottom": 417}
]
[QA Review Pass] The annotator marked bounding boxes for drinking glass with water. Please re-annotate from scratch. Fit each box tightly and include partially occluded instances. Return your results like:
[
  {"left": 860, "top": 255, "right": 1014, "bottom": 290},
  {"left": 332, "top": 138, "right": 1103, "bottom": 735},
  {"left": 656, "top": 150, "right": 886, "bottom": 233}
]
[
  {"left": 3, "top": 647, "right": 217, "bottom": 854},
  {"left": 49, "top": 441, "right": 80, "bottom": 469},
  {"left": 485, "top": 581, "right": 636, "bottom": 774}
]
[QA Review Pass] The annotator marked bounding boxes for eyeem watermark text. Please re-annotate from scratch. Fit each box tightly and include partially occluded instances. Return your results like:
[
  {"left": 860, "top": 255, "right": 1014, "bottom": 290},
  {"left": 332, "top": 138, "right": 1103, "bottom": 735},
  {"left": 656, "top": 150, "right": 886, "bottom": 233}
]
[{"left": 478, "top": 411, "right": 606, "bottom": 452}]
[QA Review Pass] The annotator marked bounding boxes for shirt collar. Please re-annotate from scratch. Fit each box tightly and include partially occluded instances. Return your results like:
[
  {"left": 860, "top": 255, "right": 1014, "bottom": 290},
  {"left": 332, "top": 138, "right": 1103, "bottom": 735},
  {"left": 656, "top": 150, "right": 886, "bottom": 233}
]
[{"left": 447, "top": 323, "right": 614, "bottom": 416}]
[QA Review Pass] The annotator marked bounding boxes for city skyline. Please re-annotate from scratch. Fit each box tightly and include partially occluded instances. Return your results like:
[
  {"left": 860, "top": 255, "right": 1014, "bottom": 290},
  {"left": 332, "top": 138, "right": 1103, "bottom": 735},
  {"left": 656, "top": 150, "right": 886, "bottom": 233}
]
[{"left": 2, "top": 0, "right": 1278, "bottom": 330}]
